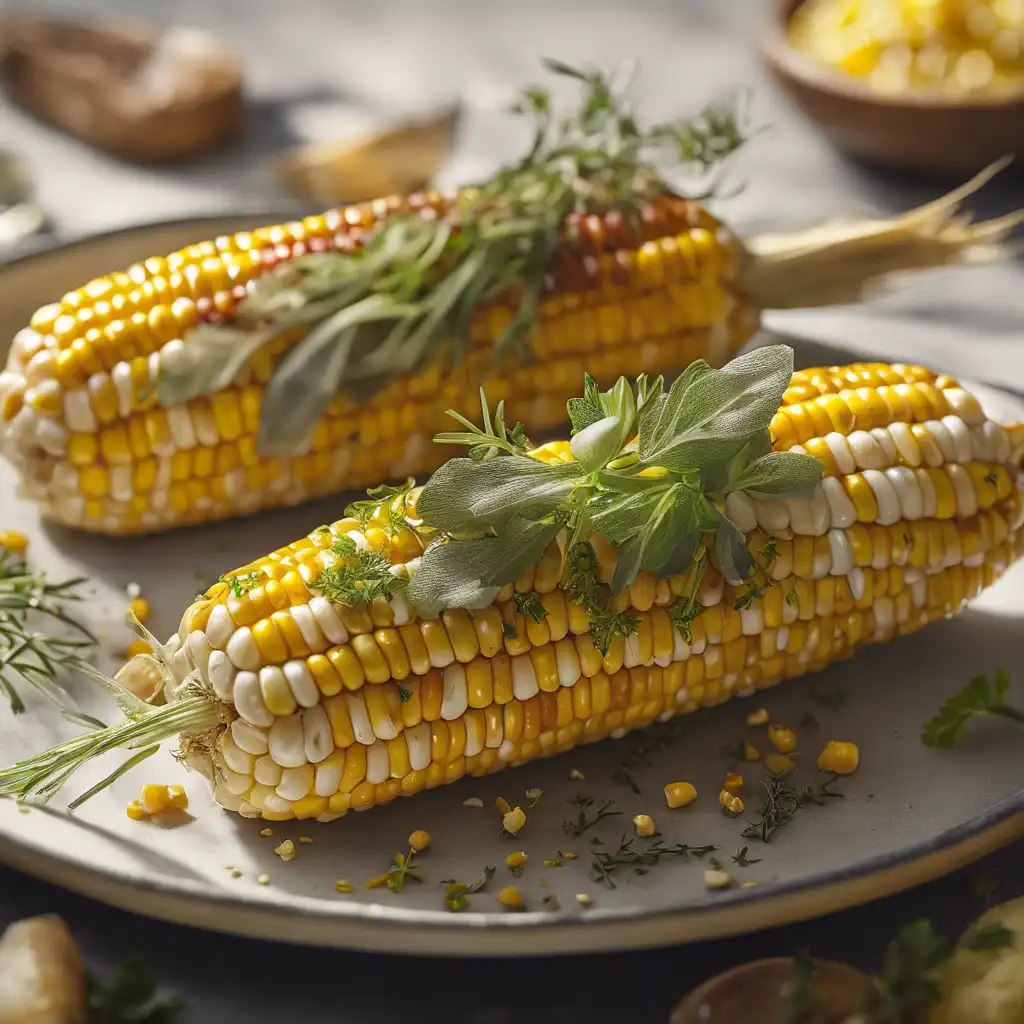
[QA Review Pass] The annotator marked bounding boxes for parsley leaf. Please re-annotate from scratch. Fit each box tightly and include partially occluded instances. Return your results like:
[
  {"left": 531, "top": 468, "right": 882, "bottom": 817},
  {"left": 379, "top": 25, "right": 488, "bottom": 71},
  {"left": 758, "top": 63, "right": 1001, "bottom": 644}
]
[
  {"left": 312, "top": 551, "right": 407, "bottom": 607},
  {"left": 923, "top": 668, "right": 1024, "bottom": 747}
]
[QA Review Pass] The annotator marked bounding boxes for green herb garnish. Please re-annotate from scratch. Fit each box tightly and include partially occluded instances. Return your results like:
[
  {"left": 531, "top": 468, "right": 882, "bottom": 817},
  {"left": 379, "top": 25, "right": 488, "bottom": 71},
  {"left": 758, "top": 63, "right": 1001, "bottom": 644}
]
[
  {"left": 922, "top": 668, "right": 1024, "bottom": 747},
  {"left": 591, "top": 834, "right": 718, "bottom": 889},
  {"left": 442, "top": 864, "right": 496, "bottom": 912},
  {"left": 87, "top": 957, "right": 184, "bottom": 1023},
  {"left": 525, "top": 787, "right": 544, "bottom": 808},
  {"left": 345, "top": 479, "right": 416, "bottom": 531},
  {"left": 563, "top": 794, "right": 621, "bottom": 838},
  {"left": 395, "top": 683, "right": 413, "bottom": 703},
  {"left": 312, "top": 550, "right": 407, "bottom": 608},
  {"left": 159, "top": 60, "right": 751, "bottom": 453},
  {"left": 731, "top": 846, "right": 762, "bottom": 868},
  {"left": 741, "top": 769, "right": 845, "bottom": 844},
  {"left": 221, "top": 570, "right": 265, "bottom": 598},
  {"left": 733, "top": 534, "right": 778, "bottom": 610},
  {"left": 514, "top": 592, "right": 548, "bottom": 624}
]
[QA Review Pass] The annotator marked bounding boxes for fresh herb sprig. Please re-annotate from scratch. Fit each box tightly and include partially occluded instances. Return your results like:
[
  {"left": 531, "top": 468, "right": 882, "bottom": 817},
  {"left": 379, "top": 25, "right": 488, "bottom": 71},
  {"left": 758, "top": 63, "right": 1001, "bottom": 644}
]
[
  {"left": 406, "top": 346, "right": 822, "bottom": 619},
  {"left": 441, "top": 865, "right": 495, "bottom": 912},
  {"left": 590, "top": 834, "right": 718, "bottom": 888},
  {"left": 741, "top": 769, "right": 845, "bottom": 844},
  {"left": 87, "top": 957, "right": 184, "bottom": 1023},
  {"left": 0, "top": 549, "right": 96, "bottom": 714},
  {"left": 345, "top": 479, "right": 416, "bottom": 531},
  {"left": 562, "top": 794, "right": 621, "bottom": 838},
  {"left": 312, "top": 550, "right": 408, "bottom": 608},
  {"left": 158, "top": 60, "right": 753, "bottom": 454},
  {"left": 221, "top": 570, "right": 264, "bottom": 598},
  {"left": 922, "top": 668, "right": 1024, "bottom": 747}
]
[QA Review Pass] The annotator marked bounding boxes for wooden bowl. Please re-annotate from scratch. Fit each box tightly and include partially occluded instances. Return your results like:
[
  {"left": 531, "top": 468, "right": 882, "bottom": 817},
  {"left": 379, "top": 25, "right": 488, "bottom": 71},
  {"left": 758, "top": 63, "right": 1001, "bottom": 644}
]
[{"left": 760, "top": 0, "right": 1024, "bottom": 176}]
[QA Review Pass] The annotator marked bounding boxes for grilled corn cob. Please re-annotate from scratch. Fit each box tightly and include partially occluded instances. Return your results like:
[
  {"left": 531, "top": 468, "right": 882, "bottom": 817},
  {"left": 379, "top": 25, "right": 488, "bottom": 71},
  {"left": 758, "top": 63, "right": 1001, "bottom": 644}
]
[
  {"left": 2, "top": 350, "right": 1021, "bottom": 822},
  {"left": 1, "top": 63, "right": 1020, "bottom": 536}
]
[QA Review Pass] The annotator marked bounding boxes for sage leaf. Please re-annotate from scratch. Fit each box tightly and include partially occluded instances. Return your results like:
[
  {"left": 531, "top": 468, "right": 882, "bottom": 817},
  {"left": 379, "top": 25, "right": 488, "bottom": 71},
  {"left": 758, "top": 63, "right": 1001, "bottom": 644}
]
[
  {"left": 589, "top": 488, "right": 668, "bottom": 543},
  {"left": 639, "top": 486, "right": 701, "bottom": 574},
  {"left": 416, "top": 458, "right": 580, "bottom": 532},
  {"left": 714, "top": 514, "right": 754, "bottom": 584},
  {"left": 611, "top": 533, "right": 644, "bottom": 595},
  {"left": 567, "top": 396, "right": 606, "bottom": 434},
  {"left": 570, "top": 416, "right": 625, "bottom": 472},
  {"left": 730, "top": 451, "right": 823, "bottom": 498}
]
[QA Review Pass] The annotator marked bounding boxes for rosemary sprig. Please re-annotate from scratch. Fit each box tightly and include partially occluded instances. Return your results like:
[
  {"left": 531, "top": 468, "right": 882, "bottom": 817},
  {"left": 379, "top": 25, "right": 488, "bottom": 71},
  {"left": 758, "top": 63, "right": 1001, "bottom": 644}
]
[
  {"left": 0, "top": 550, "right": 96, "bottom": 713},
  {"left": 590, "top": 833, "right": 718, "bottom": 889},
  {"left": 741, "top": 769, "right": 845, "bottom": 844},
  {"left": 562, "top": 793, "right": 621, "bottom": 838}
]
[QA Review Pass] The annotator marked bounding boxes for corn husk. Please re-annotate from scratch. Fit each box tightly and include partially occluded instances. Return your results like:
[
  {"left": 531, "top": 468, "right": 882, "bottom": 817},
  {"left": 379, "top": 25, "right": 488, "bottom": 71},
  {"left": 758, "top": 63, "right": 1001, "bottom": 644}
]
[{"left": 274, "top": 104, "right": 460, "bottom": 205}]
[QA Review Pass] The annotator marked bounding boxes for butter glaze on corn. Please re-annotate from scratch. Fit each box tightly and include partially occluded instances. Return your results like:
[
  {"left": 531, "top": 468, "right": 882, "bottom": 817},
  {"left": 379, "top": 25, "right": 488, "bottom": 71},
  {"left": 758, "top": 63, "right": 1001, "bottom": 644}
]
[
  {"left": 142, "top": 363, "right": 1024, "bottom": 822},
  {"left": 0, "top": 194, "right": 747, "bottom": 535}
]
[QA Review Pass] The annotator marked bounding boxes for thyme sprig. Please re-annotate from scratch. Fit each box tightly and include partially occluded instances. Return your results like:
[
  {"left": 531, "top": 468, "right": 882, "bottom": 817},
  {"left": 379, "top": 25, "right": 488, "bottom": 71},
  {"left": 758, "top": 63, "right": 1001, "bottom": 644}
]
[
  {"left": 158, "top": 59, "right": 752, "bottom": 454},
  {"left": 0, "top": 549, "right": 96, "bottom": 713},
  {"left": 562, "top": 793, "right": 621, "bottom": 838},
  {"left": 590, "top": 834, "right": 718, "bottom": 888},
  {"left": 741, "top": 768, "right": 845, "bottom": 844}
]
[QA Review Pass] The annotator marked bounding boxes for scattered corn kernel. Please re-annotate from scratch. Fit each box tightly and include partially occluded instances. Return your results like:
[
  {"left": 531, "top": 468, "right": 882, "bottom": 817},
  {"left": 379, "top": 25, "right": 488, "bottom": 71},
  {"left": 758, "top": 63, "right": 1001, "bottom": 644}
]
[
  {"left": 543, "top": 858, "right": 563, "bottom": 868},
  {"left": 745, "top": 708, "right": 770, "bottom": 727},
  {"left": 569, "top": 768, "right": 586, "bottom": 781},
  {"left": 741, "top": 880, "right": 758, "bottom": 888},
  {"left": 129, "top": 597, "right": 150, "bottom": 623},
  {"left": 462, "top": 797, "right": 484, "bottom": 808},
  {"left": 299, "top": 836, "right": 313, "bottom": 845},
  {"left": 256, "top": 874, "right": 270, "bottom": 885},
  {"left": 167, "top": 784, "right": 188, "bottom": 810},
  {"left": 765, "top": 753, "right": 797, "bottom": 774},
  {"left": 408, "top": 829, "right": 431, "bottom": 852},
  {"left": 633, "top": 814, "right": 657, "bottom": 837},
  {"left": 818, "top": 740, "right": 860, "bottom": 775},
  {"left": 724, "top": 773, "right": 744, "bottom": 796},
  {"left": 335, "top": 878, "right": 354, "bottom": 893},
  {"left": 274, "top": 839, "right": 296, "bottom": 862},
  {"left": 498, "top": 886, "right": 524, "bottom": 909},
  {"left": 664, "top": 781, "right": 697, "bottom": 808},
  {"left": 506, "top": 851, "right": 528, "bottom": 870},
  {"left": 743, "top": 742, "right": 761, "bottom": 762},
  {"left": 260, "top": 828, "right": 274, "bottom": 837},
  {"left": 704, "top": 869, "right": 733, "bottom": 890},
  {"left": 365, "top": 872, "right": 391, "bottom": 889},
  {"left": 575, "top": 893, "right": 593, "bottom": 906},
  {"left": 0, "top": 530, "right": 28, "bottom": 554},
  {"left": 495, "top": 796, "right": 512, "bottom": 815},
  {"left": 768, "top": 725, "right": 797, "bottom": 753},
  {"left": 562, "top": 851, "right": 578, "bottom": 860},
  {"left": 719, "top": 791, "right": 744, "bottom": 816},
  {"left": 140, "top": 783, "right": 171, "bottom": 815},
  {"left": 126, "top": 800, "right": 147, "bottom": 821},
  {"left": 502, "top": 806, "right": 527, "bottom": 835},
  {"left": 124, "top": 639, "right": 153, "bottom": 659}
]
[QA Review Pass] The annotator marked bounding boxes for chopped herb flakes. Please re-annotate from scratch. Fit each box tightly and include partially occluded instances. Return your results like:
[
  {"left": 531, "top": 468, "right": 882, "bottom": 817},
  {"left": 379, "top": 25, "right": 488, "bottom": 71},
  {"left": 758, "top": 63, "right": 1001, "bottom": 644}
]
[{"left": 222, "top": 570, "right": 264, "bottom": 597}]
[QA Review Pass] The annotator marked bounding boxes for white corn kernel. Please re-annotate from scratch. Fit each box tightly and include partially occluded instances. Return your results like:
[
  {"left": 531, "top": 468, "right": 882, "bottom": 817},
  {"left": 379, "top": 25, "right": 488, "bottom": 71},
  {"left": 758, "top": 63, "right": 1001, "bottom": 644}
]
[
  {"left": 219, "top": 735, "right": 253, "bottom": 775},
  {"left": 365, "top": 741, "right": 390, "bottom": 784},
  {"left": 231, "top": 719, "right": 269, "bottom": 756},
  {"left": 268, "top": 714, "right": 307, "bottom": 768},
  {"left": 226, "top": 626, "right": 260, "bottom": 671},
  {"left": 254, "top": 754, "right": 283, "bottom": 787},
  {"left": 916, "top": 468, "right": 937, "bottom": 518},
  {"left": 186, "top": 630, "right": 212, "bottom": 676},
  {"left": 262, "top": 792, "right": 293, "bottom": 816},
  {"left": 314, "top": 758, "right": 343, "bottom": 797},
  {"left": 753, "top": 498, "right": 789, "bottom": 532},
  {"left": 406, "top": 722, "right": 432, "bottom": 770},
  {"left": 308, "top": 596, "right": 348, "bottom": 645},
  {"left": 389, "top": 591, "right": 414, "bottom": 626},
  {"left": 441, "top": 663, "right": 469, "bottom": 721},
  {"left": 672, "top": 630, "right": 691, "bottom": 661},
  {"left": 888, "top": 421, "right": 921, "bottom": 467},
  {"left": 64, "top": 389, "right": 96, "bottom": 432},
  {"left": 944, "top": 389, "right": 984, "bottom": 425},
  {"left": 221, "top": 768, "right": 252, "bottom": 795},
  {"left": 946, "top": 464, "right": 978, "bottom": 518},
  {"left": 824, "top": 432, "right": 856, "bottom": 474},
  {"left": 205, "top": 604, "right": 234, "bottom": 650},
  {"left": 725, "top": 491, "right": 758, "bottom": 533},
  {"left": 924, "top": 420, "right": 956, "bottom": 462},
  {"left": 206, "top": 650, "right": 235, "bottom": 701},
  {"left": 283, "top": 660, "right": 320, "bottom": 708},
  {"left": 167, "top": 407, "right": 198, "bottom": 450},
  {"left": 863, "top": 469, "right": 901, "bottom": 525},
  {"left": 870, "top": 427, "right": 897, "bottom": 463},
  {"left": 942, "top": 415, "right": 972, "bottom": 464},
  {"left": 555, "top": 639, "right": 581, "bottom": 687},
  {"left": 343, "top": 691, "right": 375, "bottom": 745},
  {"left": 848, "top": 430, "right": 887, "bottom": 470},
  {"left": 276, "top": 764, "right": 315, "bottom": 802},
  {"left": 740, "top": 605, "right": 764, "bottom": 636},
  {"left": 233, "top": 671, "right": 274, "bottom": 727},
  {"left": 289, "top": 603, "right": 325, "bottom": 651},
  {"left": 511, "top": 654, "right": 539, "bottom": 700},
  {"left": 886, "top": 466, "right": 922, "bottom": 520},
  {"left": 849, "top": 567, "right": 866, "bottom": 601},
  {"left": 301, "top": 704, "right": 333, "bottom": 763},
  {"left": 827, "top": 528, "right": 853, "bottom": 577}
]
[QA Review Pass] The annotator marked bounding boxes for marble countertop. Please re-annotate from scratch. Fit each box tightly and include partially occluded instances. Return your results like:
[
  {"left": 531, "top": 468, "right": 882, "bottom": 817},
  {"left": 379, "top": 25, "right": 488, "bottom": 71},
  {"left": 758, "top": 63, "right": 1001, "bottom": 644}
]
[{"left": 0, "top": 1, "right": 1021, "bottom": 1020}]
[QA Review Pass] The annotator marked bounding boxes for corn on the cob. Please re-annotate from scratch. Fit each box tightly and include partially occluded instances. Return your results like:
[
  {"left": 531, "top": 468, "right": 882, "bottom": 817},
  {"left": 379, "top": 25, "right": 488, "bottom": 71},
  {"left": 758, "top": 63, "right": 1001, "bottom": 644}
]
[
  {"left": 2, "top": 351, "right": 1021, "bottom": 822},
  {"left": 1, "top": 63, "right": 1020, "bottom": 536}
]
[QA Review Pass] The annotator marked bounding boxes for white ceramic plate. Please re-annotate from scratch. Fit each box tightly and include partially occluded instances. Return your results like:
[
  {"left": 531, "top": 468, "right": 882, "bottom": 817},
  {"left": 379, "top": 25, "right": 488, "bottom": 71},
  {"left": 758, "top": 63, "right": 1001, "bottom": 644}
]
[{"left": 0, "top": 219, "right": 1022, "bottom": 956}]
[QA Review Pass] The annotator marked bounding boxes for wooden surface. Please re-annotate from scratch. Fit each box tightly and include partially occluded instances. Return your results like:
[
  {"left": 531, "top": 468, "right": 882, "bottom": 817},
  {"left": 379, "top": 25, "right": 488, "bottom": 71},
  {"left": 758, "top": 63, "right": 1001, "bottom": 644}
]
[{"left": 1, "top": 0, "right": 1023, "bottom": 1020}]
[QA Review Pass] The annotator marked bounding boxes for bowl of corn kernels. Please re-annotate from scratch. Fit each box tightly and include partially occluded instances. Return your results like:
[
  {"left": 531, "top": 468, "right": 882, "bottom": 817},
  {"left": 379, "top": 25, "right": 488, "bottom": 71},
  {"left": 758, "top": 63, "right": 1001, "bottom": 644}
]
[{"left": 761, "top": 0, "right": 1024, "bottom": 175}]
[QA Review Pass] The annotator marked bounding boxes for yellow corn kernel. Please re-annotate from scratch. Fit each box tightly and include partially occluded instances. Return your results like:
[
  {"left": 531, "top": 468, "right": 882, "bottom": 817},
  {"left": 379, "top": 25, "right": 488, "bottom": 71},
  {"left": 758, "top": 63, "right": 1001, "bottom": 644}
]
[
  {"left": 818, "top": 741, "right": 860, "bottom": 775},
  {"left": 167, "top": 785, "right": 188, "bottom": 810},
  {"left": 126, "top": 800, "right": 148, "bottom": 821},
  {"left": 664, "top": 781, "right": 697, "bottom": 808},
  {"left": 408, "top": 829, "right": 431, "bottom": 852},
  {"left": 0, "top": 531, "right": 28, "bottom": 554},
  {"left": 128, "top": 597, "right": 151, "bottom": 623},
  {"left": 768, "top": 725, "right": 797, "bottom": 753},
  {"left": 140, "top": 784, "right": 171, "bottom": 815},
  {"left": 498, "top": 886, "right": 524, "bottom": 910},
  {"left": 765, "top": 753, "right": 796, "bottom": 774},
  {"left": 719, "top": 791, "right": 744, "bottom": 816},
  {"left": 502, "top": 806, "right": 527, "bottom": 835},
  {"left": 506, "top": 850, "right": 528, "bottom": 870},
  {"left": 633, "top": 813, "right": 656, "bottom": 837},
  {"left": 723, "top": 772, "right": 744, "bottom": 796},
  {"left": 124, "top": 639, "right": 152, "bottom": 659}
]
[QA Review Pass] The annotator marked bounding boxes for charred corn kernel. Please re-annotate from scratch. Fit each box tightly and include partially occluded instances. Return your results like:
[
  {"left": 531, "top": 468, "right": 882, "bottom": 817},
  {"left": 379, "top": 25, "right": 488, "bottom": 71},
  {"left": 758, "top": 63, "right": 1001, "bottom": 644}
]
[
  {"left": 633, "top": 813, "right": 657, "bottom": 837},
  {"left": 745, "top": 707, "right": 769, "bottom": 726},
  {"left": 502, "top": 806, "right": 527, "bottom": 834},
  {"left": 0, "top": 531, "right": 28, "bottom": 554},
  {"left": 818, "top": 740, "right": 860, "bottom": 775},
  {"left": 126, "top": 800, "right": 147, "bottom": 821},
  {"left": 129, "top": 597, "right": 150, "bottom": 623},
  {"left": 720, "top": 791, "right": 744, "bottom": 816},
  {"left": 724, "top": 772, "right": 744, "bottom": 796},
  {"left": 408, "top": 829, "right": 431, "bottom": 852},
  {"left": 506, "top": 850, "right": 528, "bottom": 870},
  {"left": 665, "top": 781, "right": 697, "bottom": 808},
  {"left": 764, "top": 752, "right": 796, "bottom": 774},
  {"left": 140, "top": 784, "right": 171, "bottom": 815},
  {"left": 768, "top": 725, "right": 797, "bottom": 753},
  {"left": 498, "top": 886, "right": 524, "bottom": 910}
]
